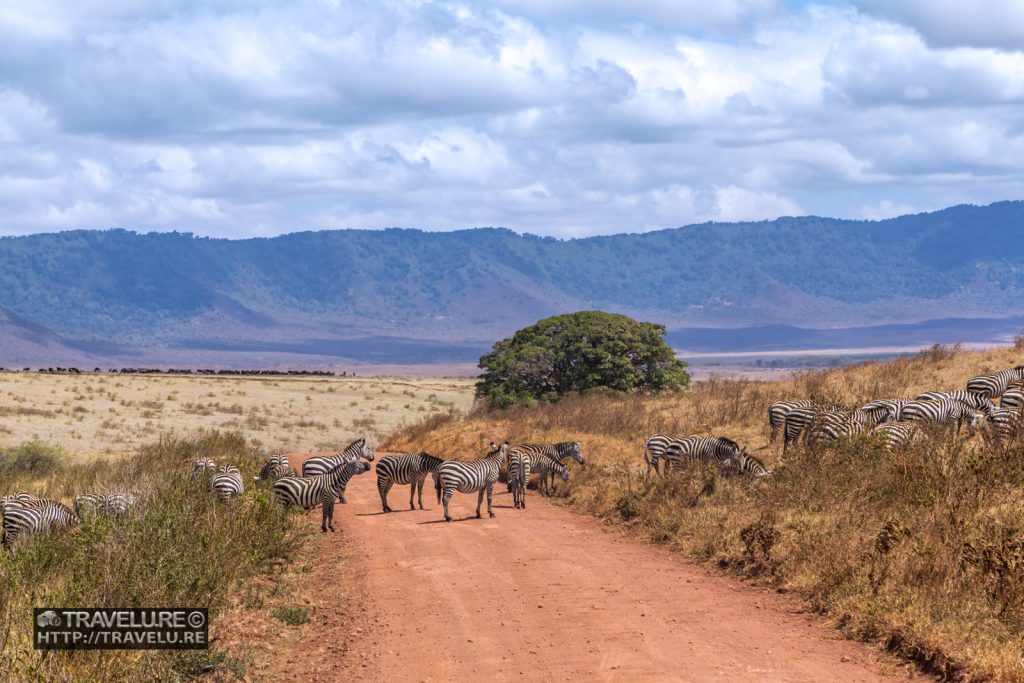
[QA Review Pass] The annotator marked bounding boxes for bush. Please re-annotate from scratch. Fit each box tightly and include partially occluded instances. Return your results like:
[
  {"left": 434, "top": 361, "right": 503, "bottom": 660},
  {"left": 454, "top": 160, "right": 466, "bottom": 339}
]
[
  {"left": 476, "top": 310, "right": 689, "bottom": 408},
  {"left": 0, "top": 440, "right": 62, "bottom": 478}
]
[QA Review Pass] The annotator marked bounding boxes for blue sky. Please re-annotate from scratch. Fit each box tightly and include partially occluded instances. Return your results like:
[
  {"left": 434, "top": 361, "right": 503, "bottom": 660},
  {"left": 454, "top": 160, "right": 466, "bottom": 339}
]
[{"left": 1, "top": 0, "right": 1023, "bottom": 238}]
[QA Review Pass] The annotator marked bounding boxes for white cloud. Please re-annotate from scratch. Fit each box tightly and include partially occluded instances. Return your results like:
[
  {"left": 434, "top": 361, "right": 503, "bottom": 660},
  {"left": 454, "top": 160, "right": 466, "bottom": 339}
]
[{"left": 852, "top": 0, "right": 1024, "bottom": 50}]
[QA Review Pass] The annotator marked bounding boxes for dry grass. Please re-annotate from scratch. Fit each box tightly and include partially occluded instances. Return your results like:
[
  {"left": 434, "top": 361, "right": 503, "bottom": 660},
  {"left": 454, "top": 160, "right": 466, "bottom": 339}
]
[
  {"left": 0, "top": 372, "right": 475, "bottom": 459},
  {"left": 385, "top": 344, "right": 1024, "bottom": 681}
]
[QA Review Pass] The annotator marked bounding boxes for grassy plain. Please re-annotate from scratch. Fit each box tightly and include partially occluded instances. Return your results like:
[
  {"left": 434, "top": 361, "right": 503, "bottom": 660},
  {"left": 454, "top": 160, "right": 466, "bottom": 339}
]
[{"left": 0, "top": 372, "right": 475, "bottom": 459}]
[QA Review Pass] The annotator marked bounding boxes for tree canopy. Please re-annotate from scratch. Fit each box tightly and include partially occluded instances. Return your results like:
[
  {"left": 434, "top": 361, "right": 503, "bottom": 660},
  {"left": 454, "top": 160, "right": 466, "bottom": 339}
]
[{"left": 476, "top": 311, "right": 689, "bottom": 407}]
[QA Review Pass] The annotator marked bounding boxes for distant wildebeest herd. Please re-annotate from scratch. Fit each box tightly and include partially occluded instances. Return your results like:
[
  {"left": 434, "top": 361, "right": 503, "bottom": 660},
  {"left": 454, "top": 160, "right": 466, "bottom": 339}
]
[{"left": 4, "top": 364, "right": 1022, "bottom": 547}]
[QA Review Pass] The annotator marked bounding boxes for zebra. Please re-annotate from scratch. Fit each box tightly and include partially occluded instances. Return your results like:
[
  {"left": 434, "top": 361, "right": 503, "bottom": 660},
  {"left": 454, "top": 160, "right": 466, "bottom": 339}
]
[
  {"left": 210, "top": 465, "right": 244, "bottom": 501},
  {"left": 664, "top": 436, "right": 751, "bottom": 473},
  {"left": 507, "top": 448, "right": 532, "bottom": 510},
  {"left": 767, "top": 400, "right": 814, "bottom": 443},
  {"left": 273, "top": 461, "right": 371, "bottom": 532},
  {"left": 75, "top": 492, "right": 137, "bottom": 518},
  {"left": 722, "top": 450, "right": 769, "bottom": 477},
  {"left": 915, "top": 391, "right": 995, "bottom": 415},
  {"left": 806, "top": 411, "right": 868, "bottom": 444},
  {"left": 258, "top": 454, "right": 292, "bottom": 481},
  {"left": 870, "top": 421, "right": 922, "bottom": 451},
  {"left": 643, "top": 434, "right": 685, "bottom": 477},
  {"left": 3, "top": 501, "right": 78, "bottom": 549},
  {"left": 531, "top": 455, "right": 571, "bottom": 495},
  {"left": 433, "top": 442, "right": 508, "bottom": 522},
  {"left": 783, "top": 405, "right": 847, "bottom": 452},
  {"left": 1, "top": 491, "right": 44, "bottom": 508},
  {"left": 900, "top": 399, "right": 981, "bottom": 433},
  {"left": 982, "top": 407, "right": 1023, "bottom": 442},
  {"left": 860, "top": 399, "right": 909, "bottom": 424},
  {"left": 73, "top": 493, "right": 105, "bottom": 518},
  {"left": 192, "top": 458, "right": 217, "bottom": 477},
  {"left": 1000, "top": 389, "right": 1024, "bottom": 413},
  {"left": 508, "top": 442, "right": 584, "bottom": 494},
  {"left": 966, "top": 366, "right": 1024, "bottom": 398},
  {"left": 103, "top": 491, "right": 137, "bottom": 516},
  {"left": 375, "top": 452, "right": 445, "bottom": 512},
  {"left": 301, "top": 438, "right": 375, "bottom": 477}
]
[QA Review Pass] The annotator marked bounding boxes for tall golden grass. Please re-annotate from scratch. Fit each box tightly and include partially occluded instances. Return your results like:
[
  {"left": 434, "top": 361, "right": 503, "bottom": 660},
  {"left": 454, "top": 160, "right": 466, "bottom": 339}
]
[{"left": 386, "top": 344, "right": 1024, "bottom": 681}]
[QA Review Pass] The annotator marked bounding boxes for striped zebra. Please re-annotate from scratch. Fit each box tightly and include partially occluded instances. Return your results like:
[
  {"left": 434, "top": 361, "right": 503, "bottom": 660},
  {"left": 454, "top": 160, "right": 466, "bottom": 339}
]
[
  {"left": 982, "top": 408, "right": 1023, "bottom": 442},
  {"left": 861, "top": 399, "right": 909, "bottom": 424},
  {"left": 192, "top": 458, "right": 217, "bottom": 477},
  {"left": 509, "top": 442, "right": 584, "bottom": 495},
  {"left": 433, "top": 442, "right": 508, "bottom": 522},
  {"left": 664, "top": 436, "right": 756, "bottom": 474},
  {"left": 74, "top": 493, "right": 105, "bottom": 518},
  {"left": 722, "top": 450, "right": 769, "bottom": 477},
  {"left": 806, "top": 411, "right": 868, "bottom": 444},
  {"left": 76, "top": 492, "right": 137, "bottom": 518},
  {"left": 915, "top": 391, "right": 995, "bottom": 415},
  {"left": 273, "top": 461, "right": 371, "bottom": 532},
  {"left": 900, "top": 399, "right": 981, "bottom": 433},
  {"left": 643, "top": 434, "right": 685, "bottom": 477},
  {"left": 375, "top": 452, "right": 445, "bottom": 512},
  {"left": 103, "top": 492, "right": 137, "bottom": 515},
  {"left": 210, "top": 465, "right": 244, "bottom": 501},
  {"left": 870, "top": 421, "right": 922, "bottom": 451},
  {"left": 301, "top": 438, "right": 375, "bottom": 477},
  {"left": 966, "top": 367, "right": 1024, "bottom": 398},
  {"left": 258, "top": 455, "right": 292, "bottom": 481},
  {"left": 1000, "top": 389, "right": 1024, "bottom": 413},
  {"left": 767, "top": 400, "right": 814, "bottom": 443},
  {"left": 531, "top": 455, "right": 570, "bottom": 495},
  {"left": 507, "top": 448, "right": 531, "bottom": 510},
  {"left": 3, "top": 501, "right": 78, "bottom": 549},
  {"left": 782, "top": 405, "right": 847, "bottom": 452},
  {"left": 1, "top": 491, "right": 44, "bottom": 508}
]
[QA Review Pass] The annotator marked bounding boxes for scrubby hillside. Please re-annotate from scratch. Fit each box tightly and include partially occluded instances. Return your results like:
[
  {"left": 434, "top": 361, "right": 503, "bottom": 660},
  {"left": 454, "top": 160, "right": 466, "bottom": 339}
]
[{"left": 385, "top": 344, "right": 1024, "bottom": 681}]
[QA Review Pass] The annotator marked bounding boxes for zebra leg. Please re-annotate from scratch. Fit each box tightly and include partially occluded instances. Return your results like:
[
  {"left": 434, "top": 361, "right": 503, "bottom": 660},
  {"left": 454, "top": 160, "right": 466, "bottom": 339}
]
[
  {"left": 442, "top": 487, "right": 453, "bottom": 522},
  {"left": 416, "top": 475, "right": 426, "bottom": 510},
  {"left": 409, "top": 479, "right": 418, "bottom": 511},
  {"left": 380, "top": 480, "right": 393, "bottom": 513},
  {"left": 487, "top": 483, "right": 495, "bottom": 518},
  {"left": 476, "top": 488, "right": 485, "bottom": 518}
]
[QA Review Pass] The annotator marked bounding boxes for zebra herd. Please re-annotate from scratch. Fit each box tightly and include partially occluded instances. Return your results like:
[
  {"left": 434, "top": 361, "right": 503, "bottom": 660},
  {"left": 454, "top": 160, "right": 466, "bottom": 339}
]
[
  {"left": 1, "top": 489, "right": 138, "bottom": 550},
  {"left": 769, "top": 364, "right": 1024, "bottom": 454},
  {"left": 643, "top": 435, "right": 768, "bottom": 478}
]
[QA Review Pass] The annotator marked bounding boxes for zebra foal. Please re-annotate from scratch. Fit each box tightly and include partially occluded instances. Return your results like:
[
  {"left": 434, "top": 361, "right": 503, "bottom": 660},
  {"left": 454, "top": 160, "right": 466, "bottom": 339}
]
[
  {"left": 375, "top": 452, "right": 445, "bottom": 512},
  {"left": 433, "top": 442, "right": 508, "bottom": 522}
]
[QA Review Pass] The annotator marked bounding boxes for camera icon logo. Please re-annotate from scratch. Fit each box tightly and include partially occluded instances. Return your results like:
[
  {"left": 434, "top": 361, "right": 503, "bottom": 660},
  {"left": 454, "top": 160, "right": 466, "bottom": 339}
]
[{"left": 36, "top": 611, "right": 61, "bottom": 627}]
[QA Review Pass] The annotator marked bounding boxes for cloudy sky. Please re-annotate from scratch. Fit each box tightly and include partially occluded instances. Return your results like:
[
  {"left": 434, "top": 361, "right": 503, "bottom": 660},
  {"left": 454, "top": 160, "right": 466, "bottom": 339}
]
[{"left": 1, "top": 1, "right": 1023, "bottom": 238}]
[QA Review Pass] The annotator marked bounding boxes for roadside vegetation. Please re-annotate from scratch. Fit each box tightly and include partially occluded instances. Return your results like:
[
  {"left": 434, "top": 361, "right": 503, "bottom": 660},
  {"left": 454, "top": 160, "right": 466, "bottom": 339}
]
[
  {"left": 386, "top": 343, "right": 1024, "bottom": 681},
  {"left": 0, "top": 432, "right": 303, "bottom": 681}
]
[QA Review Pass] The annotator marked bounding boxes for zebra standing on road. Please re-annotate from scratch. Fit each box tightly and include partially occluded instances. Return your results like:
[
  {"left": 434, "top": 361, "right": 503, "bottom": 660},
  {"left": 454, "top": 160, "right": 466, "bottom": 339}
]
[
  {"left": 301, "top": 438, "right": 375, "bottom": 477},
  {"left": 375, "top": 452, "right": 445, "bottom": 512},
  {"left": 900, "top": 399, "right": 980, "bottom": 433},
  {"left": 767, "top": 400, "right": 815, "bottom": 443},
  {"left": 965, "top": 367, "right": 1024, "bottom": 398},
  {"left": 507, "top": 448, "right": 531, "bottom": 509},
  {"left": 915, "top": 391, "right": 995, "bottom": 415},
  {"left": 531, "top": 455, "right": 571, "bottom": 494},
  {"left": 510, "top": 442, "right": 584, "bottom": 495},
  {"left": 273, "top": 461, "right": 371, "bottom": 532},
  {"left": 210, "top": 465, "right": 244, "bottom": 501},
  {"left": 433, "top": 442, "right": 508, "bottom": 522},
  {"left": 258, "top": 454, "right": 292, "bottom": 481},
  {"left": 2, "top": 501, "right": 78, "bottom": 549}
]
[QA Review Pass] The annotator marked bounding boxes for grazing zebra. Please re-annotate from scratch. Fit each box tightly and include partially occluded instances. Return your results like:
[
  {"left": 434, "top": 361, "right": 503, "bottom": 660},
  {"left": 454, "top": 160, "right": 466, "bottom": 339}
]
[
  {"left": 664, "top": 436, "right": 754, "bottom": 474},
  {"left": 192, "top": 458, "right": 217, "bottom": 477},
  {"left": 767, "top": 400, "right": 814, "bottom": 443},
  {"left": 210, "top": 465, "right": 244, "bottom": 501},
  {"left": 722, "top": 450, "right": 769, "bottom": 477},
  {"left": 73, "top": 493, "right": 105, "bottom": 518},
  {"left": 273, "top": 461, "right": 371, "bottom": 532},
  {"left": 982, "top": 408, "right": 1023, "bottom": 442},
  {"left": 433, "top": 442, "right": 508, "bottom": 522},
  {"left": 76, "top": 492, "right": 137, "bottom": 518},
  {"left": 509, "top": 442, "right": 584, "bottom": 494},
  {"left": 806, "top": 411, "right": 868, "bottom": 444},
  {"left": 1000, "top": 389, "right": 1024, "bottom": 413},
  {"left": 965, "top": 367, "right": 1024, "bottom": 398},
  {"left": 1, "top": 491, "right": 44, "bottom": 508},
  {"left": 871, "top": 421, "right": 922, "bottom": 451},
  {"left": 375, "top": 452, "right": 445, "bottom": 512},
  {"left": 3, "top": 501, "right": 78, "bottom": 549},
  {"left": 861, "top": 399, "right": 909, "bottom": 424},
  {"left": 507, "top": 448, "right": 531, "bottom": 509},
  {"left": 531, "top": 455, "right": 571, "bottom": 494},
  {"left": 258, "top": 455, "right": 292, "bottom": 481},
  {"left": 900, "top": 399, "right": 980, "bottom": 433},
  {"left": 301, "top": 438, "right": 375, "bottom": 477},
  {"left": 643, "top": 434, "right": 686, "bottom": 477},
  {"left": 103, "top": 491, "right": 137, "bottom": 516},
  {"left": 782, "top": 405, "right": 846, "bottom": 452},
  {"left": 915, "top": 391, "right": 995, "bottom": 415}
]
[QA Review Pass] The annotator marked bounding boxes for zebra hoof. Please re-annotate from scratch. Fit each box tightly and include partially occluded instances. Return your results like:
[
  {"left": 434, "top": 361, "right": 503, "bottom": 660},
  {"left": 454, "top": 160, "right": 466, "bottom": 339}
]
[
  {"left": 410, "top": 505, "right": 415, "bottom": 511},
  {"left": 320, "top": 528, "right": 327, "bottom": 534},
  {"left": 489, "top": 512, "right": 496, "bottom": 518},
  {"left": 445, "top": 517, "right": 452, "bottom": 522}
]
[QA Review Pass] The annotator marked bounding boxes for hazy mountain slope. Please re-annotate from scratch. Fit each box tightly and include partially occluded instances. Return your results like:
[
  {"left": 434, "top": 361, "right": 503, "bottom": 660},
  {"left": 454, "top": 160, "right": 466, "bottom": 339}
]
[{"left": 0, "top": 200, "right": 1022, "bottom": 363}]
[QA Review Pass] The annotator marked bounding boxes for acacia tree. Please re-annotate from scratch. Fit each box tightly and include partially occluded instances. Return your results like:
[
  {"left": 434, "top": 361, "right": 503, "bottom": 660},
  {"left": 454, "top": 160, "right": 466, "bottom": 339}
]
[{"left": 476, "top": 311, "right": 689, "bottom": 407}]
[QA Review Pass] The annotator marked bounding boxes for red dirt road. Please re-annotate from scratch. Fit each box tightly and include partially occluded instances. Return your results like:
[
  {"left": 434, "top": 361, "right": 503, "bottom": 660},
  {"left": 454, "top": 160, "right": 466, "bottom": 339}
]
[{"left": 274, "top": 454, "right": 921, "bottom": 682}]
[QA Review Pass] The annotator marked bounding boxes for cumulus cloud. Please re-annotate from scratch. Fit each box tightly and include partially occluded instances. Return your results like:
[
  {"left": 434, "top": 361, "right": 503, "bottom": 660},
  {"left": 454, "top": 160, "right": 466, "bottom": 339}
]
[
  {"left": 852, "top": 0, "right": 1024, "bottom": 50},
  {"left": 0, "top": 1, "right": 1021, "bottom": 238}
]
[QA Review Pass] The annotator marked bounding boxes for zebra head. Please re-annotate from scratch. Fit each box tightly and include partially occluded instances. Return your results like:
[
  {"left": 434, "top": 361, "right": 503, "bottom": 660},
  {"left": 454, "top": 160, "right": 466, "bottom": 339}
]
[
  {"left": 568, "top": 442, "right": 584, "bottom": 466},
  {"left": 353, "top": 461, "right": 372, "bottom": 475},
  {"left": 555, "top": 463, "right": 570, "bottom": 481},
  {"left": 361, "top": 442, "right": 375, "bottom": 462},
  {"left": 732, "top": 452, "right": 769, "bottom": 477}
]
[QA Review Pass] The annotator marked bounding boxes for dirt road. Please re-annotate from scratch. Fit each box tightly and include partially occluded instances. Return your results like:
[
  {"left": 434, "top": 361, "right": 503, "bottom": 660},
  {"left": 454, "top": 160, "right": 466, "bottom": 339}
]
[{"left": 267, "top": 454, "right": 920, "bottom": 682}]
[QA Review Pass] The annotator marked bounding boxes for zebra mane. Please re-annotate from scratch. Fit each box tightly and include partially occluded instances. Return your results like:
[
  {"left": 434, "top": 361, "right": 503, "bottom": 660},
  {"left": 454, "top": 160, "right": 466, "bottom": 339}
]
[
  {"left": 715, "top": 436, "right": 742, "bottom": 451},
  {"left": 418, "top": 452, "right": 445, "bottom": 467},
  {"left": 341, "top": 438, "right": 366, "bottom": 458}
]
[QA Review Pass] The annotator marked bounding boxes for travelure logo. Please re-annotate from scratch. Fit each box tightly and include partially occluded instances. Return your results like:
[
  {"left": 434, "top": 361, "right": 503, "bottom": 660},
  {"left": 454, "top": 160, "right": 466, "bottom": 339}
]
[{"left": 36, "top": 611, "right": 61, "bottom": 627}]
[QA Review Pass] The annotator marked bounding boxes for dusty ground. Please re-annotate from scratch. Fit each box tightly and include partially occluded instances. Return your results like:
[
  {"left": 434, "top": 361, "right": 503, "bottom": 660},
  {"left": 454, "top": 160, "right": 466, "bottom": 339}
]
[
  {"left": 242, "top": 452, "right": 923, "bottom": 683},
  {"left": 0, "top": 372, "right": 474, "bottom": 459}
]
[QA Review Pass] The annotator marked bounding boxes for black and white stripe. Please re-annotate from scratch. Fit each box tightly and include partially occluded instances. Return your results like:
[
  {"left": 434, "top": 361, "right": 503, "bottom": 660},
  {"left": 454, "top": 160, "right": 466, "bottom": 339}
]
[
  {"left": 860, "top": 399, "right": 909, "bottom": 424},
  {"left": 870, "top": 421, "right": 922, "bottom": 450},
  {"left": 643, "top": 434, "right": 686, "bottom": 476},
  {"left": 664, "top": 436, "right": 763, "bottom": 476},
  {"left": 192, "top": 458, "right": 217, "bottom": 477},
  {"left": 806, "top": 410, "right": 874, "bottom": 444},
  {"left": 258, "top": 455, "right": 292, "bottom": 481},
  {"left": 900, "top": 399, "right": 980, "bottom": 432},
  {"left": 982, "top": 407, "right": 1023, "bottom": 442},
  {"left": 273, "top": 461, "right": 372, "bottom": 532},
  {"left": 509, "top": 442, "right": 584, "bottom": 495},
  {"left": 782, "top": 405, "right": 846, "bottom": 451},
  {"left": 375, "top": 452, "right": 445, "bottom": 512},
  {"left": 915, "top": 390, "right": 995, "bottom": 415},
  {"left": 767, "top": 400, "right": 814, "bottom": 443},
  {"left": 965, "top": 366, "right": 1024, "bottom": 398},
  {"left": 433, "top": 442, "right": 508, "bottom": 522},
  {"left": 507, "top": 448, "right": 531, "bottom": 509},
  {"left": 1000, "top": 389, "right": 1024, "bottom": 413},
  {"left": 210, "top": 465, "right": 244, "bottom": 501},
  {"left": 2, "top": 501, "right": 78, "bottom": 549},
  {"left": 301, "top": 438, "right": 375, "bottom": 477},
  {"left": 531, "top": 454, "right": 570, "bottom": 494}
]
